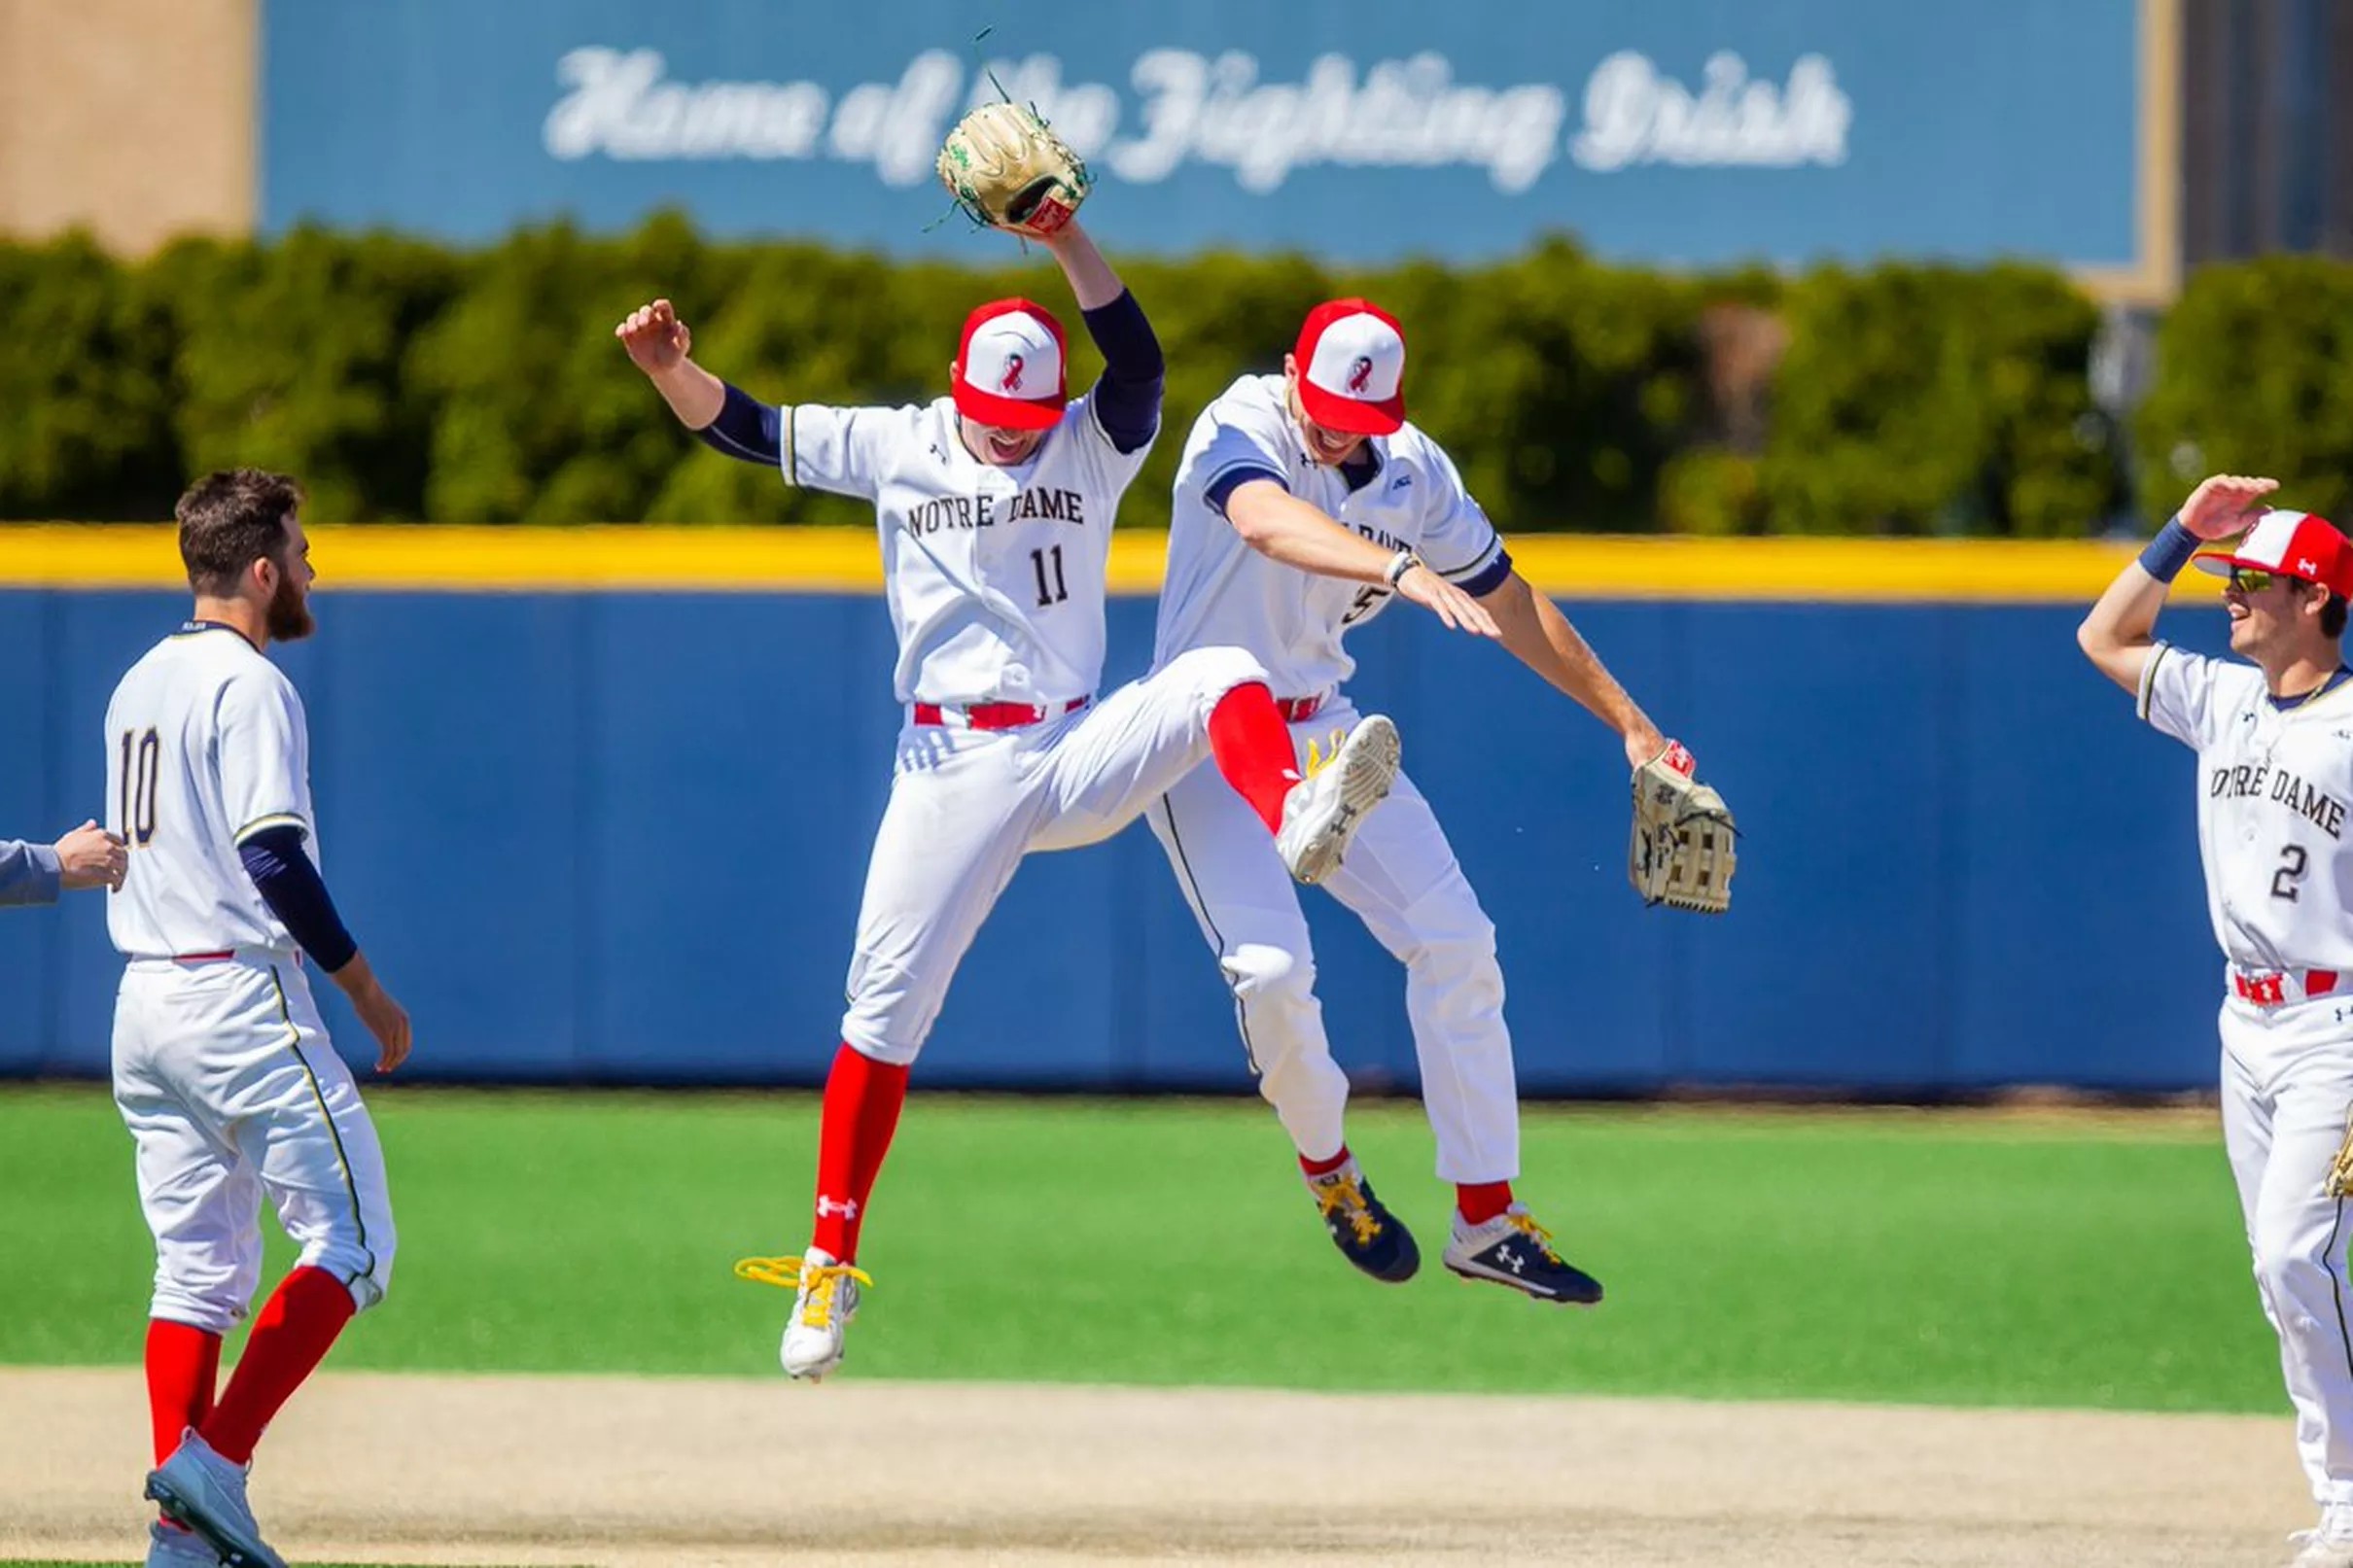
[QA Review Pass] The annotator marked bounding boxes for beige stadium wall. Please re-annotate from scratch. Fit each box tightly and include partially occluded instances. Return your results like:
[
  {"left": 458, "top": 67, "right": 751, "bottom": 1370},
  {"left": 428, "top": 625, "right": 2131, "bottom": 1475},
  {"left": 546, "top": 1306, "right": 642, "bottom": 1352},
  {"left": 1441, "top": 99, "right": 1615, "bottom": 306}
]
[{"left": 0, "top": 0, "right": 254, "bottom": 252}]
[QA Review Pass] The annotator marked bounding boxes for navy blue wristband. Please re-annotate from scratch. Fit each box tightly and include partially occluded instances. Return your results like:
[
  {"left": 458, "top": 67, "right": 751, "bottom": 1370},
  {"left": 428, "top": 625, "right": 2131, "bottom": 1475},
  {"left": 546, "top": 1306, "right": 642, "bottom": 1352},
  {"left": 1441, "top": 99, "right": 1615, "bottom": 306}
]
[{"left": 2138, "top": 516, "right": 2199, "bottom": 582}]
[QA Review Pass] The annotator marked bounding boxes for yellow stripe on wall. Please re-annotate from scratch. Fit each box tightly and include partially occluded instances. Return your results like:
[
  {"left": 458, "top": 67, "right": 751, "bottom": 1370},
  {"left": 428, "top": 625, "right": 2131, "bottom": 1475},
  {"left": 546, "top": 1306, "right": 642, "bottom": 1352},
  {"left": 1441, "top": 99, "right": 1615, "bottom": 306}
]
[{"left": 0, "top": 525, "right": 2227, "bottom": 604}]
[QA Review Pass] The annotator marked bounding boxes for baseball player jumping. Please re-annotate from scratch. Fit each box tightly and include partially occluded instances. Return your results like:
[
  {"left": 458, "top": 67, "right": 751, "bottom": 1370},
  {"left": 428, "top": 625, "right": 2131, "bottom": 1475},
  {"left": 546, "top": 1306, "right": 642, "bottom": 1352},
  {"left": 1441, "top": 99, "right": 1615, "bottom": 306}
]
[
  {"left": 617, "top": 208, "right": 1401, "bottom": 1377},
  {"left": 1150, "top": 298, "right": 1704, "bottom": 1304},
  {"left": 108, "top": 470, "right": 412, "bottom": 1568},
  {"left": 0, "top": 820, "right": 125, "bottom": 905},
  {"left": 2080, "top": 474, "right": 2353, "bottom": 1568}
]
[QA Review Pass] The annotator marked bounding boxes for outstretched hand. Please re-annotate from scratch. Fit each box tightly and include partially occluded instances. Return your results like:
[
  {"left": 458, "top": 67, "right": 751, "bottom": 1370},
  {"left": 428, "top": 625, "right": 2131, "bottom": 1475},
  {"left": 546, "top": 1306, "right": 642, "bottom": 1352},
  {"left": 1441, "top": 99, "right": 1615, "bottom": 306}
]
[
  {"left": 1394, "top": 566, "right": 1501, "bottom": 639},
  {"left": 2179, "top": 473, "right": 2279, "bottom": 540},
  {"left": 615, "top": 298, "right": 692, "bottom": 377}
]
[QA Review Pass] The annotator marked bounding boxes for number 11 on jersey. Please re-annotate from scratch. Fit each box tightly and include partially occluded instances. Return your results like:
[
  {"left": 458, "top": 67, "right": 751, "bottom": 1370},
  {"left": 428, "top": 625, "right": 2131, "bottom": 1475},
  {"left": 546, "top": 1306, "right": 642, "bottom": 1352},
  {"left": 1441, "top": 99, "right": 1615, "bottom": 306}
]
[{"left": 1031, "top": 544, "right": 1069, "bottom": 608}]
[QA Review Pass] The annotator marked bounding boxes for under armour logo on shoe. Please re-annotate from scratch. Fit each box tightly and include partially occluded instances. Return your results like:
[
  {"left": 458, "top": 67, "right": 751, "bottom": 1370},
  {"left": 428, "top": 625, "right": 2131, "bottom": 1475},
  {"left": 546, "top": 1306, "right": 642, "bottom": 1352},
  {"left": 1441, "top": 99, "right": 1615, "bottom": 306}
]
[
  {"left": 1497, "top": 1244, "right": 1526, "bottom": 1274},
  {"left": 815, "top": 1197, "right": 860, "bottom": 1220}
]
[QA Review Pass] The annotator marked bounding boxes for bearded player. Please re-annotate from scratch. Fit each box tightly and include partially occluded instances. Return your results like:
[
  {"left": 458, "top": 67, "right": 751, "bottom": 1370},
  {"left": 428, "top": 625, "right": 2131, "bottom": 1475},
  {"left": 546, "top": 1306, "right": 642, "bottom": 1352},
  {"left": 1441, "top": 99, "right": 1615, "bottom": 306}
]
[
  {"left": 1151, "top": 298, "right": 1713, "bottom": 1306},
  {"left": 108, "top": 469, "right": 412, "bottom": 1568},
  {"left": 2080, "top": 473, "right": 2353, "bottom": 1567},
  {"left": 617, "top": 115, "right": 1412, "bottom": 1379}
]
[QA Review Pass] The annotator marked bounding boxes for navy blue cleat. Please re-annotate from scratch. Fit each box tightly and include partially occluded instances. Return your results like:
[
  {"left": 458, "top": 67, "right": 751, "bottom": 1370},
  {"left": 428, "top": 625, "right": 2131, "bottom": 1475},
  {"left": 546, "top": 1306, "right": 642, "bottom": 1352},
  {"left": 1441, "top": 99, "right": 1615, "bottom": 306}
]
[
  {"left": 1443, "top": 1204, "right": 1604, "bottom": 1306},
  {"left": 1306, "top": 1161, "right": 1420, "bottom": 1283}
]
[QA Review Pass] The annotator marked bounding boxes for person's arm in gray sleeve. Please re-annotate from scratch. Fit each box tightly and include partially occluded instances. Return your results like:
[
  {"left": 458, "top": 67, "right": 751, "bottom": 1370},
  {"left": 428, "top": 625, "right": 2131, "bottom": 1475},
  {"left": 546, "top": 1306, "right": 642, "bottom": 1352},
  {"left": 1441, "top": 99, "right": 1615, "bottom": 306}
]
[
  {"left": 0, "top": 839, "right": 62, "bottom": 907},
  {"left": 0, "top": 821, "right": 126, "bottom": 906}
]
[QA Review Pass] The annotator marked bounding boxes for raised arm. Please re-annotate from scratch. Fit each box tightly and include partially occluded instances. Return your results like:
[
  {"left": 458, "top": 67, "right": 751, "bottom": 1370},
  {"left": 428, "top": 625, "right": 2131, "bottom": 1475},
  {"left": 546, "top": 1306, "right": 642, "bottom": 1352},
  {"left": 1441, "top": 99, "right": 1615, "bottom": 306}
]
[
  {"left": 615, "top": 298, "right": 781, "bottom": 466},
  {"left": 1040, "top": 220, "right": 1163, "bottom": 455},
  {"left": 1038, "top": 218, "right": 1123, "bottom": 311},
  {"left": 2079, "top": 473, "right": 2277, "bottom": 693},
  {"left": 1479, "top": 572, "right": 1667, "bottom": 770}
]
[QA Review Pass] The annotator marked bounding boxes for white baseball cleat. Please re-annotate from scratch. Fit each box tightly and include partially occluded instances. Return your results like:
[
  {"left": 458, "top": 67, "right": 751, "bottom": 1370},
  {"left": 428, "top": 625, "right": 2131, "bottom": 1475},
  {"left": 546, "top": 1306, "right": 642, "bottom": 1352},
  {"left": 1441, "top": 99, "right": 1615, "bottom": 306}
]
[
  {"left": 2290, "top": 1507, "right": 2353, "bottom": 1568},
  {"left": 735, "top": 1247, "right": 872, "bottom": 1381},
  {"left": 143, "top": 1428, "right": 283, "bottom": 1568},
  {"left": 145, "top": 1519, "right": 224, "bottom": 1567},
  {"left": 1276, "top": 715, "right": 1401, "bottom": 886}
]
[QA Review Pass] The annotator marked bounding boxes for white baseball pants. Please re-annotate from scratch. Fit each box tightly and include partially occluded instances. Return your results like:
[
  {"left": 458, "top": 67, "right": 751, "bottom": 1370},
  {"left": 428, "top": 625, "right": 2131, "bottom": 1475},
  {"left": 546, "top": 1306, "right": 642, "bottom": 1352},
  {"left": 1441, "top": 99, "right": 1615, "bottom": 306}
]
[
  {"left": 113, "top": 952, "right": 396, "bottom": 1333},
  {"left": 2220, "top": 990, "right": 2353, "bottom": 1507},
  {"left": 841, "top": 645, "right": 1268, "bottom": 1064},
  {"left": 1148, "top": 695, "right": 1517, "bottom": 1183}
]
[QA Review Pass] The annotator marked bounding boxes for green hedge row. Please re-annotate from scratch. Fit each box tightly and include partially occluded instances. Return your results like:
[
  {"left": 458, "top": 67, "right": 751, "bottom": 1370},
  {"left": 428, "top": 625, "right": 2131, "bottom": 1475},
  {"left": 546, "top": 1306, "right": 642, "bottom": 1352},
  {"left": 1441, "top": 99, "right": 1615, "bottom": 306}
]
[{"left": 0, "top": 217, "right": 2310, "bottom": 534}]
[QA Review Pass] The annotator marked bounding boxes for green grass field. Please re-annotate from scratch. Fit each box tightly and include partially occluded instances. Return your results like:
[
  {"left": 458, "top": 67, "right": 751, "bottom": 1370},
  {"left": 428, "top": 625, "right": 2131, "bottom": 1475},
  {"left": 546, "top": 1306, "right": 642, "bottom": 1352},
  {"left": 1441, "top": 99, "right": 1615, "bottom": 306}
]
[{"left": 0, "top": 1084, "right": 2280, "bottom": 1412}]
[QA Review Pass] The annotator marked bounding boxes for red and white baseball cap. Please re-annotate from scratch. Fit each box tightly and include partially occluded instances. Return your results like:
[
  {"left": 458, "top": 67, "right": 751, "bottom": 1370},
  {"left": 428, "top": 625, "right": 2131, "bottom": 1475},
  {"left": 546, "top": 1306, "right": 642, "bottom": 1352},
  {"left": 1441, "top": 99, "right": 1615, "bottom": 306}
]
[
  {"left": 2195, "top": 508, "right": 2353, "bottom": 598},
  {"left": 953, "top": 298, "right": 1068, "bottom": 431},
  {"left": 1293, "top": 297, "right": 1407, "bottom": 436}
]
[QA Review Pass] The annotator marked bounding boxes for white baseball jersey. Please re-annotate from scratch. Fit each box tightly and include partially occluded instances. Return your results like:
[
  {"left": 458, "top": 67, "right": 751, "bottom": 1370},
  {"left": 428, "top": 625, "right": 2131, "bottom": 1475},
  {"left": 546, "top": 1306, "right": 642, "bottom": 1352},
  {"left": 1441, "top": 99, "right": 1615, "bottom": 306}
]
[
  {"left": 786, "top": 393, "right": 1148, "bottom": 707},
  {"left": 1154, "top": 373, "right": 1509, "bottom": 694},
  {"left": 104, "top": 622, "right": 317, "bottom": 960},
  {"left": 2140, "top": 644, "right": 2353, "bottom": 974},
  {"left": 2141, "top": 645, "right": 2353, "bottom": 1512}
]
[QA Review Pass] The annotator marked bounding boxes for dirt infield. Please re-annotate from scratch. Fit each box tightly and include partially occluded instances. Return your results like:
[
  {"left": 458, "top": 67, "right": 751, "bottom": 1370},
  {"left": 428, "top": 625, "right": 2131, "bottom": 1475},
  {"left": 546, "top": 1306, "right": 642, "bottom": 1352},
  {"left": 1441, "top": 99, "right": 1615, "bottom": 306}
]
[{"left": 0, "top": 1368, "right": 2314, "bottom": 1566}]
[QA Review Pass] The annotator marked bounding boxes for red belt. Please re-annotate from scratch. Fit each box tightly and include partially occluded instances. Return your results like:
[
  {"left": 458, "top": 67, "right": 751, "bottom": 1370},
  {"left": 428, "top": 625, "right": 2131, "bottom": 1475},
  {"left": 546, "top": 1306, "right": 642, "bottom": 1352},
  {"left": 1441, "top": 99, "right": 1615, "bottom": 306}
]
[
  {"left": 2233, "top": 967, "right": 2338, "bottom": 1007},
  {"left": 1275, "top": 694, "right": 1325, "bottom": 723},
  {"left": 173, "top": 952, "right": 234, "bottom": 962},
  {"left": 912, "top": 697, "right": 1089, "bottom": 731}
]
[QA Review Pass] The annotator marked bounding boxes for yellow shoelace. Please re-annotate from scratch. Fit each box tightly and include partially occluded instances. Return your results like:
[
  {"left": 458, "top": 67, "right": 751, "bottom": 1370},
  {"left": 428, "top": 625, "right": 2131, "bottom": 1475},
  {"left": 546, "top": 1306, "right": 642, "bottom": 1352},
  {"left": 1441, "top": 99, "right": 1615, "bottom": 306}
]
[
  {"left": 1312, "top": 1174, "right": 1383, "bottom": 1245},
  {"left": 1301, "top": 727, "right": 1351, "bottom": 780},
  {"left": 733, "top": 1254, "right": 874, "bottom": 1330},
  {"left": 1502, "top": 1211, "right": 1563, "bottom": 1262}
]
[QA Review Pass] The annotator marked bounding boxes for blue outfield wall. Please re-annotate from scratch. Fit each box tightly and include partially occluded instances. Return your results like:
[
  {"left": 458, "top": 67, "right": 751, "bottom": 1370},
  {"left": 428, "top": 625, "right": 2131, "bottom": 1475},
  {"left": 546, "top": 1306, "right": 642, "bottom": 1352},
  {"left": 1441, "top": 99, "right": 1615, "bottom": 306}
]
[{"left": 0, "top": 589, "right": 2231, "bottom": 1095}]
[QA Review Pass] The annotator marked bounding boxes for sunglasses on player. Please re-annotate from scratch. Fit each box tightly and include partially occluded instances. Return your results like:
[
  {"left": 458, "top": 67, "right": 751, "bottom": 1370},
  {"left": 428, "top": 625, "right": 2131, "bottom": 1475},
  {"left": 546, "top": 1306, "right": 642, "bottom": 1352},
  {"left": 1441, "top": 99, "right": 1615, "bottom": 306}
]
[{"left": 2229, "top": 567, "right": 2282, "bottom": 593}]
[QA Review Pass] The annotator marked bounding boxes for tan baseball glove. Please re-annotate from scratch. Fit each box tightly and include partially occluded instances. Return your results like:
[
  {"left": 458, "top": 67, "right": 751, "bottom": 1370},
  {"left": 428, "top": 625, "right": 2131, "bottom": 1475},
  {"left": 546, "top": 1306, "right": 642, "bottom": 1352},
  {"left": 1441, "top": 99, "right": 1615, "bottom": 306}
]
[
  {"left": 1629, "top": 747, "right": 1738, "bottom": 913},
  {"left": 936, "top": 101, "right": 1091, "bottom": 238}
]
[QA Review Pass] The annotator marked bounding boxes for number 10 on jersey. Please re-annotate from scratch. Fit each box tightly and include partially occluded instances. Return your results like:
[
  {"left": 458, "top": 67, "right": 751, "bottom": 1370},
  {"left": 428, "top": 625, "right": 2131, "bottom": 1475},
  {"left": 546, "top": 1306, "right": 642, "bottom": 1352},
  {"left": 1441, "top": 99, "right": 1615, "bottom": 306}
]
[{"left": 119, "top": 727, "right": 159, "bottom": 847}]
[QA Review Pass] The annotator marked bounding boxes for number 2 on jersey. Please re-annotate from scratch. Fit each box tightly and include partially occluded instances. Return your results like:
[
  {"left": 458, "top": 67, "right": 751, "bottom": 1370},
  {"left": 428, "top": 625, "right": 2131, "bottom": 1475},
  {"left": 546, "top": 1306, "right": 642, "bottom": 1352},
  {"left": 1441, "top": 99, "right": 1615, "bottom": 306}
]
[
  {"left": 2274, "top": 843, "right": 2310, "bottom": 901},
  {"left": 1030, "top": 545, "right": 1069, "bottom": 608},
  {"left": 119, "top": 727, "right": 159, "bottom": 847}
]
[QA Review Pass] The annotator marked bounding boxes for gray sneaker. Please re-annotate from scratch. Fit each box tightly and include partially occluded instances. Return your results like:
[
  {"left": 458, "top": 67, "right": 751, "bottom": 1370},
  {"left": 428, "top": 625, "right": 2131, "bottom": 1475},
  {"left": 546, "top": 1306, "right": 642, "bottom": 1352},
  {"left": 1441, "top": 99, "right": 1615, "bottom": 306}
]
[
  {"left": 144, "top": 1429, "right": 285, "bottom": 1568},
  {"left": 145, "top": 1520, "right": 223, "bottom": 1567},
  {"left": 1276, "top": 716, "right": 1401, "bottom": 886}
]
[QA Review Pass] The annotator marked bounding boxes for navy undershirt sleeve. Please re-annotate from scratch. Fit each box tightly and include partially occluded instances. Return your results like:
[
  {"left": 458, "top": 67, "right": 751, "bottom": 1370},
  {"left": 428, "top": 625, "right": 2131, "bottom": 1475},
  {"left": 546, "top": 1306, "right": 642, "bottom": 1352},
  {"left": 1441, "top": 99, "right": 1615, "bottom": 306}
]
[
  {"left": 1078, "top": 291, "right": 1164, "bottom": 455},
  {"left": 693, "top": 382, "right": 784, "bottom": 466},
  {"left": 1206, "top": 466, "right": 1288, "bottom": 516},
  {"left": 238, "top": 824, "right": 359, "bottom": 973},
  {"left": 1457, "top": 545, "right": 1515, "bottom": 599}
]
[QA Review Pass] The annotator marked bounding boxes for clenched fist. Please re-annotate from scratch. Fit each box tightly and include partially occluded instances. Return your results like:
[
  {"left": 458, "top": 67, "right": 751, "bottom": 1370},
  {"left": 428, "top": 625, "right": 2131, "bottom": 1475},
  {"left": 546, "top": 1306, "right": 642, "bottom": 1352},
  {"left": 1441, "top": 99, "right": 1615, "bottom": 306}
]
[{"left": 54, "top": 819, "right": 126, "bottom": 891}]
